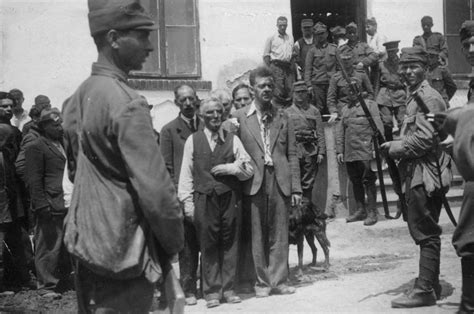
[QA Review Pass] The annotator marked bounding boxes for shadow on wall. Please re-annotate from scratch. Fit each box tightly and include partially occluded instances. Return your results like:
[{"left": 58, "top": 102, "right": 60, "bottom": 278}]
[
  {"left": 216, "top": 58, "right": 260, "bottom": 91},
  {"left": 150, "top": 100, "right": 179, "bottom": 133}
]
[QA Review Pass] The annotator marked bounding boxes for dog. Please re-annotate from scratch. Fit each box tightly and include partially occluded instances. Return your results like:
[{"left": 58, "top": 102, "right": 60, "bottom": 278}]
[{"left": 289, "top": 198, "right": 331, "bottom": 277}]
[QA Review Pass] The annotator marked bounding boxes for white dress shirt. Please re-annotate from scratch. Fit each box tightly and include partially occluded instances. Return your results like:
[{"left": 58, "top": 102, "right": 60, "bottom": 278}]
[
  {"left": 263, "top": 32, "right": 294, "bottom": 62},
  {"left": 246, "top": 101, "right": 273, "bottom": 166}
]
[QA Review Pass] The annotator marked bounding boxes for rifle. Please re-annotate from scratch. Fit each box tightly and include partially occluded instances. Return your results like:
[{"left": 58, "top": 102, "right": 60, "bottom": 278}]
[
  {"left": 410, "top": 91, "right": 457, "bottom": 226},
  {"left": 335, "top": 54, "right": 406, "bottom": 220}
]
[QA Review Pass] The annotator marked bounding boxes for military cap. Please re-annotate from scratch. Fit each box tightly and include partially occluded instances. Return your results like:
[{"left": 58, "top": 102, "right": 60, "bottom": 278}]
[
  {"left": 330, "top": 26, "right": 346, "bottom": 36},
  {"left": 460, "top": 20, "right": 474, "bottom": 43},
  {"left": 301, "top": 19, "right": 314, "bottom": 27},
  {"left": 383, "top": 40, "right": 400, "bottom": 52},
  {"left": 346, "top": 22, "right": 357, "bottom": 30},
  {"left": 88, "top": 0, "right": 158, "bottom": 37},
  {"left": 421, "top": 16, "right": 433, "bottom": 24},
  {"left": 38, "top": 108, "right": 62, "bottom": 126},
  {"left": 34, "top": 95, "right": 51, "bottom": 106},
  {"left": 399, "top": 46, "right": 428, "bottom": 64},
  {"left": 366, "top": 17, "right": 377, "bottom": 26},
  {"left": 313, "top": 22, "right": 327, "bottom": 34},
  {"left": 293, "top": 81, "right": 308, "bottom": 92}
]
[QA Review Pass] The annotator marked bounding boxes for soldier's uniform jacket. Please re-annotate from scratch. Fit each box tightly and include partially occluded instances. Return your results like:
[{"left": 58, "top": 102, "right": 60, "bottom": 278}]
[
  {"left": 335, "top": 99, "right": 384, "bottom": 162},
  {"left": 327, "top": 70, "right": 374, "bottom": 114},
  {"left": 285, "top": 104, "right": 326, "bottom": 158},
  {"left": 387, "top": 80, "right": 451, "bottom": 193},
  {"left": 427, "top": 65, "right": 457, "bottom": 106},
  {"left": 304, "top": 42, "right": 337, "bottom": 87},
  {"left": 348, "top": 42, "right": 378, "bottom": 68},
  {"left": 376, "top": 59, "right": 407, "bottom": 107},
  {"left": 413, "top": 32, "right": 448, "bottom": 62}
]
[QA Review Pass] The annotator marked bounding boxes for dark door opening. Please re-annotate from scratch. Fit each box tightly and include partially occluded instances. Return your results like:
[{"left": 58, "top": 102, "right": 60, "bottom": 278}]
[{"left": 290, "top": 0, "right": 367, "bottom": 43}]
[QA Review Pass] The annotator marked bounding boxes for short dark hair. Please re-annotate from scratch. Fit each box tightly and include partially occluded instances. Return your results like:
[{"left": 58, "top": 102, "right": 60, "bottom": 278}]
[
  {"left": 249, "top": 66, "right": 274, "bottom": 87},
  {"left": 0, "top": 92, "right": 17, "bottom": 107},
  {"left": 277, "top": 16, "right": 287, "bottom": 23},
  {"left": 9, "top": 88, "right": 23, "bottom": 97},
  {"left": 173, "top": 84, "right": 196, "bottom": 99},
  {"left": 29, "top": 106, "right": 42, "bottom": 119},
  {"left": 232, "top": 83, "right": 251, "bottom": 99}
]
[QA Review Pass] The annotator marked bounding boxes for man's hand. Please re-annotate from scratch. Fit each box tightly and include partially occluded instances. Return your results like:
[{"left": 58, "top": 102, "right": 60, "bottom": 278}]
[
  {"left": 380, "top": 142, "right": 391, "bottom": 154},
  {"left": 210, "top": 164, "right": 234, "bottom": 176},
  {"left": 323, "top": 113, "right": 338, "bottom": 123},
  {"left": 291, "top": 193, "right": 302, "bottom": 207},
  {"left": 316, "top": 154, "right": 324, "bottom": 164},
  {"left": 336, "top": 153, "right": 344, "bottom": 164}
]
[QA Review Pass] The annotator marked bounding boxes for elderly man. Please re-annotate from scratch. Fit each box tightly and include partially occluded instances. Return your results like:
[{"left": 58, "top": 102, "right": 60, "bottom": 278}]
[
  {"left": 382, "top": 47, "right": 451, "bottom": 308},
  {"left": 25, "top": 108, "right": 69, "bottom": 299},
  {"left": 413, "top": 16, "right": 448, "bottom": 65},
  {"left": 9, "top": 89, "right": 30, "bottom": 132},
  {"left": 61, "top": 1, "right": 183, "bottom": 312},
  {"left": 160, "top": 84, "right": 200, "bottom": 305},
  {"left": 178, "top": 98, "right": 253, "bottom": 308},
  {"left": 263, "top": 16, "right": 295, "bottom": 107},
  {"left": 232, "top": 66, "right": 301, "bottom": 297},
  {"left": 293, "top": 19, "right": 315, "bottom": 80}
]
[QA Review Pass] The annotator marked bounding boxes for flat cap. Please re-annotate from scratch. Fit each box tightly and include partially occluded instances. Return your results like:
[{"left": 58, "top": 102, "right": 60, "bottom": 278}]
[
  {"left": 460, "top": 20, "right": 474, "bottom": 43},
  {"left": 38, "top": 108, "right": 62, "bottom": 126},
  {"left": 34, "top": 95, "right": 50, "bottom": 106},
  {"left": 330, "top": 26, "right": 346, "bottom": 36},
  {"left": 313, "top": 22, "right": 327, "bottom": 34},
  {"left": 399, "top": 46, "right": 428, "bottom": 64},
  {"left": 421, "top": 16, "right": 433, "bottom": 24},
  {"left": 383, "top": 40, "right": 400, "bottom": 52},
  {"left": 346, "top": 22, "right": 357, "bottom": 30},
  {"left": 293, "top": 81, "right": 308, "bottom": 92},
  {"left": 301, "top": 19, "right": 314, "bottom": 27},
  {"left": 366, "top": 17, "right": 377, "bottom": 26},
  {"left": 88, "top": 0, "right": 157, "bottom": 36}
]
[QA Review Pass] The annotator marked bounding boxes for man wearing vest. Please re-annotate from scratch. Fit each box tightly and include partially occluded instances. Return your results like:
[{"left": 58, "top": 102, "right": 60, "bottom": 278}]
[
  {"left": 178, "top": 98, "right": 254, "bottom": 308},
  {"left": 293, "top": 19, "right": 315, "bottom": 80}
]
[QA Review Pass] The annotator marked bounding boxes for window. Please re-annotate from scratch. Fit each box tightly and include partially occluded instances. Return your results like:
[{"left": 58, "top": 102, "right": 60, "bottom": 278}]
[{"left": 132, "top": 0, "right": 201, "bottom": 78}]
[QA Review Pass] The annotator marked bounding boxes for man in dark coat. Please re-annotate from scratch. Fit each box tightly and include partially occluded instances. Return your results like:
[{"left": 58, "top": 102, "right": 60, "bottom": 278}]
[
  {"left": 61, "top": 1, "right": 183, "bottom": 312},
  {"left": 25, "top": 108, "right": 69, "bottom": 298}
]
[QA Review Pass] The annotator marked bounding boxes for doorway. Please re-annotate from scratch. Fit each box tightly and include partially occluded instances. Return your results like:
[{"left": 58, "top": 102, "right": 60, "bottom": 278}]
[{"left": 290, "top": 0, "right": 367, "bottom": 43}]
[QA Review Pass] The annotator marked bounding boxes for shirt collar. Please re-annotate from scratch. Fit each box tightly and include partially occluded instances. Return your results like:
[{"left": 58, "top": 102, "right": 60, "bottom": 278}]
[
  {"left": 203, "top": 126, "right": 225, "bottom": 142},
  {"left": 179, "top": 113, "right": 196, "bottom": 126},
  {"left": 91, "top": 60, "right": 128, "bottom": 82},
  {"left": 246, "top": 101, "right": 258, "bottom": 117}
]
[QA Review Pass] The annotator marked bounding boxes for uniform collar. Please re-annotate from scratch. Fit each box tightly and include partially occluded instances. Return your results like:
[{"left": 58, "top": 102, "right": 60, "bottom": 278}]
[{"left": 91, "top": 59, "right": 128, "bottom": 82}]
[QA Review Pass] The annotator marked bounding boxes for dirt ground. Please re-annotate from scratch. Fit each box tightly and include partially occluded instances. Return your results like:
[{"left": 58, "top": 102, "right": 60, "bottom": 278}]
[{"left": 0, "top": 207, "right": 462, "bottom": 313}]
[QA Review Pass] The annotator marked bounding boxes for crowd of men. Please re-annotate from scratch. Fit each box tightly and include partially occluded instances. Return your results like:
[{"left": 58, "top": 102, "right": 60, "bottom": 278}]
[{"left": 0, "top": 1, "right": 474, "bottom": 313}]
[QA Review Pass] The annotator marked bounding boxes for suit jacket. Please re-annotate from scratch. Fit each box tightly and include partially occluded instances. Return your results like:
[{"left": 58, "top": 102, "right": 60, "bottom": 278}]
[
  {"left": 25, "top": 136, "right": 66, "bottom": 213},
  {"left": 160, "top": 115, "right": 201, "bottom": 187},
  {"left": 232, "top": 104, "right": 301, "bottom": 197}
]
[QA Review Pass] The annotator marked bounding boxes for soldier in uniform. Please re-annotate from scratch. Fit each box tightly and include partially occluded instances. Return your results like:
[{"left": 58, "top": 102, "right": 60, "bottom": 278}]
[
  {"left": 293, "top": 19, "right": 315, "bottom": 80},
  {"left": 413, "top": 16, "right": 448, "bottom": 65},
  {"left": 376, "top": 40, "right": 406, "bottom": 142},
  {"left": 304, "top": 22, "right": 338, "bottom": 115},
  {"left": 344, "top": 22, "right": 378, "bottom": 76},
  {"left": 285, "top": 81, "right": 326, "bottom": 203},
  {"left": 426, "top": 49, "right": 457, "bottom": 108},
  {"left": 330, "top": 26, "right": 347, "bottom": 47},
  {"left": 334, "top": 51, "right": 383, "bottom": 226},
  {"left": 381, "top": 47, "right": 451, "bottom": 308}
]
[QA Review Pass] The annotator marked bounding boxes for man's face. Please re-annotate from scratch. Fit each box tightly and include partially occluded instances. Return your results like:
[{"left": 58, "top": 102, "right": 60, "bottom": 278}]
[
  {"left": 233, "top": 88, "right": 252, "bottom": 109},
  {"left": 302, "top": 25, "right": 312, "bottom": 38},
  {"left": 0, "top": 99, "right": 13, "bottom": 121},
  {"left": 114, "top": 29, "right": 154, "bottom": 72},
  {"left": 314, "top": 31, "right": 328, "bottom": 44},
  {"left": 42, "top": 119, "right": 64, "bottom": 141},
  {"left": 422, "top": 21, "right": 433, "bottom": 34},
  {"left": 365, "top": 24, "right": 376, "bottom": 36},
  {"left": 462, "top": 36, "right": 474, "bottom": 66},
  {"left": 399, "top": 62, "right": 425, "bottom": 87},
  {"left": 346, "top": 29, "right": 358, "bottom": 43},
  {"left": 220, "top": 96, "right": 232, "bottom": 120},
  {"left": 342, "top": 57, "right": 354, "bottom": 71},
  {"left": 277, "top": 20, "right": 288, "bottom": 35},
  {"left": 293, "top": 89, "right": 309, "bottom": 109},
  {"left": 201, "top": 101, "right": 223, "bottom": 132},
  {"left": 10, "top": 93, "right": 24, "bottom": 109},
  {"left": 175, "top": 86, "right": 198, "bottom": 119},
  {"left": 252, "top": 76, "right": 274, "bottom": 106}
]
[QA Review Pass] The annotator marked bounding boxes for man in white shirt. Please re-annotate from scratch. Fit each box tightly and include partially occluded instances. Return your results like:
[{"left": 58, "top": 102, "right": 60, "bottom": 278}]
[
  {"left": 366, "top": 17, "right": 387, "bottom": 91},
  {"left": 9, "top": 89, "right": 30, "bottom": 132},
  {"left": 178, "top": 98, "right": 253, "bottom": 308}
]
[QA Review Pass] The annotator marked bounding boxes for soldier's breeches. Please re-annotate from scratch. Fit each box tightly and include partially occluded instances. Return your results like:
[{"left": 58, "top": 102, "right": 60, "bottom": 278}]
[
  {"left": 346, "top": 160, "right": 376, "bottom": 205},
  {"left": 453, "top": 181, "right": 474, "bottom": 258},
  {"left": 300, "top": 154, "right": 319, "bottom": 197}
]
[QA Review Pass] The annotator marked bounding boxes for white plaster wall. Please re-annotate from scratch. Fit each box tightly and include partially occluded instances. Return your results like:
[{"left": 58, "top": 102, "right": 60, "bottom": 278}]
[
  {"left": 0, "top": 0, "right": 96, "bottom": 110},
  {"left": 368, "top": 0, "right": 444, "bottom": 49}
]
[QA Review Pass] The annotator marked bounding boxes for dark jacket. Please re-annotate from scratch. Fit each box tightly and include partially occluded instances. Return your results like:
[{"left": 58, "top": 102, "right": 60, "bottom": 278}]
[
  {"left": 413, "top": 32, "right": 448, "bottom": 62},
  {"left": 427, "top": 65, "right": 457, "bottom": 107},
  {"left": 15, "top": 124, "right": 41, "bottom": 182},
  {"left": 327, "top": 70, "right": 374, "bottom": 114},
  {"left": 25, "top": 136, "right": 66, "bottom": 214},
  {"left": 304, "top": 42, "right": 337, "bottom": 86}
]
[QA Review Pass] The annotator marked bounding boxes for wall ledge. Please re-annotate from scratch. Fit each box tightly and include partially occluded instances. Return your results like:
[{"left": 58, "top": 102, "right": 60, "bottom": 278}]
[{"left": 128, "top": 78, "right": 212, "bottom": 91}]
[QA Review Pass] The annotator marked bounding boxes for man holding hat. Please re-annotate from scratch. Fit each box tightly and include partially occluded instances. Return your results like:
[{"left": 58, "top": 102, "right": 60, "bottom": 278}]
[
  {"left": 426, "top": 49, "right": 457, "bottom": 108},
  {"left": 62, "top": 1, "right": 183, "bottom": 312},
  {"left": 25, "top": 108, "right": 70, "bottom": 299},
  {"left": 413, "top": 16, "right": 448, "bottom": 65},
  {"left": 304, "top": 22, "right": 338, "bottom": 115},
  {"left": 293, "top": 18, "right": 315, "bottom": 80},
  {"left": 285, "top": 81, "right": 325, "bottom": 204},
  {"left": 381, "top": 46, "right": 451, "bottom": 308},
  {"left": 345, "top": 22, "right": 378, "bottom": 75}
]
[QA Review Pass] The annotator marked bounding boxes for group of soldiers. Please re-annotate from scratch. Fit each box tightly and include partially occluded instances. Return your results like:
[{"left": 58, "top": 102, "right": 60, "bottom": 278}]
[{"left": 1, "top": 0, "right": 474, "bottom": 312}]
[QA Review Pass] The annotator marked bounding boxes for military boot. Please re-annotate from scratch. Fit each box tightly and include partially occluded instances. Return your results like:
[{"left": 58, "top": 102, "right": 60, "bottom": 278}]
[
  {"left": 363, "top": 185, "right": 378, "bottom": 226},
  {"left": 346, "top": 202, "right": 367, "bottom": 223},
  {"left": 458, "top": 257, "right": 474, "bottom": 313},
  {"left": 391, "top": 279, "right": 437, "bottom": 308}
]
